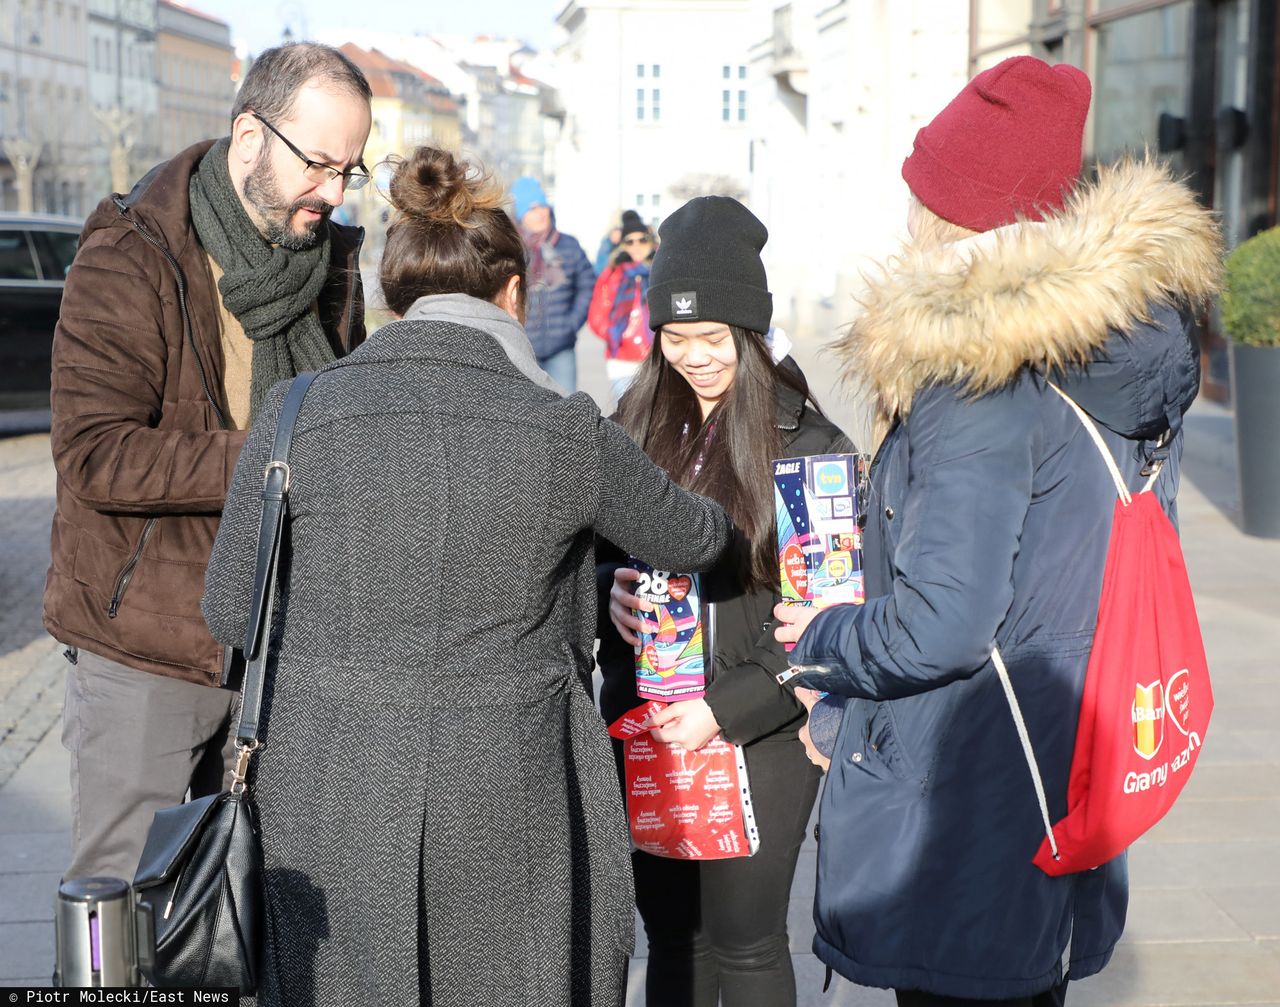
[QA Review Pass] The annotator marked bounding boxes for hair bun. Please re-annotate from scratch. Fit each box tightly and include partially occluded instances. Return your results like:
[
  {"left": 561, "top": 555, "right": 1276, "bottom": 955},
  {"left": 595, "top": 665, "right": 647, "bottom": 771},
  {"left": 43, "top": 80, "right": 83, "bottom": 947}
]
[{"left": 386, "top": 147, "right": 504, "bottom": 228}]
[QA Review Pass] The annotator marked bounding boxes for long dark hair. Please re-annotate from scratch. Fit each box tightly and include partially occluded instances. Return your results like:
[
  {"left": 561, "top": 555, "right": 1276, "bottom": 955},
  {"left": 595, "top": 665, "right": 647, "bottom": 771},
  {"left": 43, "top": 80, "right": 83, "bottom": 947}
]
[{"left": 616, "top": 326, "right": 815, "bottom": 591}]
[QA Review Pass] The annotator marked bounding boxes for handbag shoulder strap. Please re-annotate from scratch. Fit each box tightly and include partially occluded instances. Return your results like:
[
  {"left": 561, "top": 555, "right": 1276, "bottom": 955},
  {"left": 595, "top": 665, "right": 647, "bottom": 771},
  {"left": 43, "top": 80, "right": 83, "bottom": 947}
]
[{"left": 232, "top": 372, "right": 321, "bottom": 781}]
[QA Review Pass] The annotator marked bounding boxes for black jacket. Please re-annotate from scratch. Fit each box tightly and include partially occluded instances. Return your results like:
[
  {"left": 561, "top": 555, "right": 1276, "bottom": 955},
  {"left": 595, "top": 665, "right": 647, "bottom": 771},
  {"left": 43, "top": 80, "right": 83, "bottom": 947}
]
[{"left": 598, "top": 361, "right": 854, "bottom": 745}]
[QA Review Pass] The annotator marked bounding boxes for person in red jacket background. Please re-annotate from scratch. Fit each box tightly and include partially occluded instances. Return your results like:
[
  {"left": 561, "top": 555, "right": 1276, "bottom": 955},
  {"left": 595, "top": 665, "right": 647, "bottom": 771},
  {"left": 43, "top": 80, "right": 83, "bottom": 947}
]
[{"left": 588, "top": 209, "right": 657, "bottom": 400}]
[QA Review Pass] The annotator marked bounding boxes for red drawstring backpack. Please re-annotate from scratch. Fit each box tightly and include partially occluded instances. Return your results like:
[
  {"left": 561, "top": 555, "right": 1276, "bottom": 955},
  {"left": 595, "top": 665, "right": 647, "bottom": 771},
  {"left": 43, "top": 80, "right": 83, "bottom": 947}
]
[{"left": 994, "top": 385, "right": 1213, "bottom": 876}]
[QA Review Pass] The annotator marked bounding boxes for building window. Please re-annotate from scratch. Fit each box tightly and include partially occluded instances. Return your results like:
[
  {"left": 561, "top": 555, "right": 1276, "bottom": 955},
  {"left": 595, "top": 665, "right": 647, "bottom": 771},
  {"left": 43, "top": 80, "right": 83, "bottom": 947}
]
[
  {"left": 652, "top": 64, "right": 660, "bottom": 78},
  {"left": 651, "top": 88, "right": 660, "bottom": 122},
  {"left": 722, "top": 89, "right": 731, "bottom": 121},
  {"left": 636, "top": 87, "right": 645, "bottom": 121},
  {"left": 637, "top": 194, "right": 645, "bottom": 207},
  {"left": 652, "top": 193, "right": 660, "bottom": 209},
  {"left": 637, "top": 64, "right": 645, "bottom": 78},
  {"left": 738, "top": 90, "right": 747, "bottom": 122},
  {"left": 738, "top": 65, "right": 746, "bottom": 79},
  {"left": 722, "top": 65, "right": 731, "bottom": 79}
]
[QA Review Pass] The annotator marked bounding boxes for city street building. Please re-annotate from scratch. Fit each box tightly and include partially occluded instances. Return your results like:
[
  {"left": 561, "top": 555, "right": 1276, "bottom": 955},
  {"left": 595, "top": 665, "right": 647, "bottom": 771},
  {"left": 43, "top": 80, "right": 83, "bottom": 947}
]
[
  {"left": 970, "top": 0, "right": 1278, "bottom": 402},
  {"left": 743, "top": 0, "right": 970, "bottom": 336},
  {"left": 336, "top": 42, "right": 462, "bottom": 242},
  {"left": 551, "top": 0, "right": 758, "bottom": 243},
  {"left": 154, "top": 0, "right": 233, "bottom": 160},
  {"left": 0, "top": 0, "right": 92, "bottom": 215},
  {"left": 324, "top": 29, "right": 551, "bottom": 189},
  {"left": 87, "top": 0, "right": 158, "bottom": 198}
]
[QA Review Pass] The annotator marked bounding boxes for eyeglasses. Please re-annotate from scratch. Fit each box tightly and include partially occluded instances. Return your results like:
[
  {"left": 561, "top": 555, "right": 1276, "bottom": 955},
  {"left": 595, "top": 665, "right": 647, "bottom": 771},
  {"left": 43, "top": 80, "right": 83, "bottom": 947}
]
[
  {"left": 622, "top": 236, "right": 652, "bottom": 246},
  {"left": 251, "top": 112, "right": 370, "bottom": 191}
]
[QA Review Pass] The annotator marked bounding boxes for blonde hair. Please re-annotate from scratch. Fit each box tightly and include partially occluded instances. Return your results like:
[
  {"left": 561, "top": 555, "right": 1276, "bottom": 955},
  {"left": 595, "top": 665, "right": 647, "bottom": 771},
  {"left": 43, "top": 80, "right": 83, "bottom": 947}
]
[{"left": 908, "top": 195, "right": 979, "bottom": 249}]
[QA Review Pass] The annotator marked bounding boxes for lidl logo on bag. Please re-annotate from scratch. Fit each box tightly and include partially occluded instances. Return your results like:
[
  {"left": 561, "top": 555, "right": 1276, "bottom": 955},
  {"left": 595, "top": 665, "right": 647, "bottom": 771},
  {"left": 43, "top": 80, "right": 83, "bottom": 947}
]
[
  {"left": 672, "top": 292, "right": 697, "bottom": 317},
  {"left": 1132, "top": 681, "right": 1166, "bottom": 760}
]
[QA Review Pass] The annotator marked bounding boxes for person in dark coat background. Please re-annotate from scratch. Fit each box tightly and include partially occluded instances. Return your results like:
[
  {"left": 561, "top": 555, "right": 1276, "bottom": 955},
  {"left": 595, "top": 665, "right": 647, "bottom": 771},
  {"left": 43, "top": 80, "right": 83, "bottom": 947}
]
[
  {"left": 512, "top": 175, "right": 595, "bottom": 391},
  {"left": 775, "top": 57, "right": 1222, "bottom": 1006},
  {"left": 202, "top": 147, "right": 732, "bottom": 1007},
  {"left": 599, "top": 196, "right": 855, "bottom": 1007}
]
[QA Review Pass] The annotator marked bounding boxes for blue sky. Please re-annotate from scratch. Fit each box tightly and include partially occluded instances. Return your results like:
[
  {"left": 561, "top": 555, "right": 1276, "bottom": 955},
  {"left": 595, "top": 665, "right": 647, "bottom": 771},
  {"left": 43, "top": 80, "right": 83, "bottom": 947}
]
[{"left": 190, "top": 0, "right": 559, "bottom": 55}]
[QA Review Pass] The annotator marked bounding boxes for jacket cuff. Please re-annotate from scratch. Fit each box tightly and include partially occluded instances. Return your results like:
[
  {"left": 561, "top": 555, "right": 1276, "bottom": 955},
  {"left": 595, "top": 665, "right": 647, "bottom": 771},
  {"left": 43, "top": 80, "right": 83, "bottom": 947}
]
[
  {"left": 705, "top": 660, "right": 804, "bottom": 746},
  {"left": 787, "top": 604, "right": 867, "bottom": 698}
]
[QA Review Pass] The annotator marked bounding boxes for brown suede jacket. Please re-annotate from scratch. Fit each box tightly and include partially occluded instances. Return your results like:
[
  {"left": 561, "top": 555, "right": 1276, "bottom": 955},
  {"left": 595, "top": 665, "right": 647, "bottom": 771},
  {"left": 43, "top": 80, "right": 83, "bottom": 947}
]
[{"left": 43, "top": 140, "right": 366, "bottom": 685}]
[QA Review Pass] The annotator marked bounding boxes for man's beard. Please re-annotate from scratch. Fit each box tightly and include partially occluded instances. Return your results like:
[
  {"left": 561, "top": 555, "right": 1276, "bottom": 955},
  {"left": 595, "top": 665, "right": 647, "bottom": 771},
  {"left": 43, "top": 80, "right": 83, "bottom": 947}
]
[{"left": 243, "top": 152, "right": 331, "bottom": 251}]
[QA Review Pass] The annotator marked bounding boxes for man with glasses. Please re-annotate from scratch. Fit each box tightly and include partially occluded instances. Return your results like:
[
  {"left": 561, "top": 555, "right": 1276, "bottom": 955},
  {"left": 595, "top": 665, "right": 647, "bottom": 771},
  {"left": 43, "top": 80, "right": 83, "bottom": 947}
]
[{"left": 44, "top": 43, "right": 372, "bottom": 882}]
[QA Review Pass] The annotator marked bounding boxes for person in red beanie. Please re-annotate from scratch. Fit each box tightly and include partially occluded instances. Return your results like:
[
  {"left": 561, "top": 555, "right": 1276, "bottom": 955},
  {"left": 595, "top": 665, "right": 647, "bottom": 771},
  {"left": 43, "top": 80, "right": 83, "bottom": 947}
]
[{"left": 774, "top": 56, "right": 1223, "bottom": 1006}]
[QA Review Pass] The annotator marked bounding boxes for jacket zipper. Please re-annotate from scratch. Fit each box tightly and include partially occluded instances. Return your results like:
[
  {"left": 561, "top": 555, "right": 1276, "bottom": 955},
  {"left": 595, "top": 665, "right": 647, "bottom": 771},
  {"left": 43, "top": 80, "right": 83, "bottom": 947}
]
[
  {"left": 105, "top": 202, "right": 227, "bottom": 621},
  {"left": 108, "top": 517, "right": 158, "bottom": 618},
  {"left": 113, "top": 198, "right": 228, "bottom": 431}
]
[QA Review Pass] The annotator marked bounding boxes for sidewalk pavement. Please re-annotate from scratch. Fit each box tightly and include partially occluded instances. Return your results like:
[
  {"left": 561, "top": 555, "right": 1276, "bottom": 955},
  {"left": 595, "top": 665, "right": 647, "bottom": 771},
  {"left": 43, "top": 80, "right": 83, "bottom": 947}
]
[{"left": 2, "top": 333, "right": 1278, "bottom": 1003}]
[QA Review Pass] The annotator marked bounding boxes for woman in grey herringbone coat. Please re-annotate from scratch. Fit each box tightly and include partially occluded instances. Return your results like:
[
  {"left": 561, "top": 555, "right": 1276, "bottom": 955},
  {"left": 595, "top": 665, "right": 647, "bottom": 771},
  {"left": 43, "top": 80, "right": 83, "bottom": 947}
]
[{"left": 201, "top": 147, "right": 731, "bottom": 1007}]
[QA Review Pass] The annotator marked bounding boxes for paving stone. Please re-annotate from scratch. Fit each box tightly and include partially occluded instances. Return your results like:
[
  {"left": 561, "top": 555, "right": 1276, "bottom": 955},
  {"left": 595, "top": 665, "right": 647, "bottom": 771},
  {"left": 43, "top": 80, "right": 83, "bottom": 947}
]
[
  {"left": 1067, "top": 940, "right": 1280, "bottom": 1006},
  {"left": 1123, "top": 887, "right": 1253, "bottom": 943},
  {"left": 0, "top": 833, "right": 69, "bottom": 875},
  {"left": 1129, "top": 840, "right": 1280, "bottom": 889},
  {"left": 1191, "top": 728, "right": 1280, "bottom": 767},
  {"left": 0, "top": 872, "right": 60, "bottom": 924},
  {"left": 1207, "top": 888, "right": 1280, "bottom": 940},
  {"left": 1180, "top": 762, "right": 1280, "bottom": 801},
  {"left": 1148, "top": 797, "right": 1280, "bottom": 843},
  {"left": 0, "top": 921, "right": 53, "bottom": 981}
]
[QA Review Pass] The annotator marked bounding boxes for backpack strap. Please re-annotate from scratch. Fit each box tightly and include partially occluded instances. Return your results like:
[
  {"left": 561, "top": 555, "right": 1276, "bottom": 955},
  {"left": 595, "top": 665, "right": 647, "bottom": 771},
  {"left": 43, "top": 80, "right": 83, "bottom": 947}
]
[
  {"left": 1046, "top": 382, "right": 1167, "bottom": 500},
  {"left": 991, "top": 646, "right": 1060, "bottom": 863},
  {"left": 992, "top": 381, "right": 1174, "bottom": 863}
]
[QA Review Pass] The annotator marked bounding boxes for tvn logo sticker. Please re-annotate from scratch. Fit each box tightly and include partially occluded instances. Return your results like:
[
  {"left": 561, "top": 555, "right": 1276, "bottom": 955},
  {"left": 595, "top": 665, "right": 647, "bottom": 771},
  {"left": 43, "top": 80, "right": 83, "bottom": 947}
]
[{"left": 672, "top": 291, "right": 698, "bottom": 318}]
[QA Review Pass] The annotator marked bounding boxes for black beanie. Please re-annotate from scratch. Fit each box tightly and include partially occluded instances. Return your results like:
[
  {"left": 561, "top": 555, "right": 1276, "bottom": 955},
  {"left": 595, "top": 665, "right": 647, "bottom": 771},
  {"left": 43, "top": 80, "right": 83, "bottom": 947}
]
[
  {"left": 620, "top": 209, "right": 648, "bottom": 239},
  {"left": 647, "top": 196, "right": 772, "bottom": 333}
]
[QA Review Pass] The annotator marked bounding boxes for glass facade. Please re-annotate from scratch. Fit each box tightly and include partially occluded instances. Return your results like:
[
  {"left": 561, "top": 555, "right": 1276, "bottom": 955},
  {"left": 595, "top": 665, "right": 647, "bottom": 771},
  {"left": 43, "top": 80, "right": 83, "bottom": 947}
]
[{"left": 1091, "top": 1, "right": 1192, "bottom": 169}]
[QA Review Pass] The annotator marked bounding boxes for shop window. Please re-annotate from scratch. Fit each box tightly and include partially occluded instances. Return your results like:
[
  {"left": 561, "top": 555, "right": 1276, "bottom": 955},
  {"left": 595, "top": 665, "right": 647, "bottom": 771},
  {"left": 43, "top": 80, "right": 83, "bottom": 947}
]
[{"left": 1091, "top": 1, "right": 1191, "bottom": 171}]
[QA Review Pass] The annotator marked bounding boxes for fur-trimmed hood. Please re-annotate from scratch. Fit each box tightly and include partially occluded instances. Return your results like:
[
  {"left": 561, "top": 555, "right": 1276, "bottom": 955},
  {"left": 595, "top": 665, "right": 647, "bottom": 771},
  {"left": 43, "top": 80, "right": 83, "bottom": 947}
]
[{"left": 838, "top": 159, "right": 1222, "bottom": 420}]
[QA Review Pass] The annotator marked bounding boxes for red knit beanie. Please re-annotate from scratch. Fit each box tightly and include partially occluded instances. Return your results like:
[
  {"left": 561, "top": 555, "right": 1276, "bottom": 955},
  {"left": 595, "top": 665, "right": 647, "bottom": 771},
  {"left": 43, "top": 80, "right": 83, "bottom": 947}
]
[{"left": 902, "top": 56, "right": 1092, "bottom": 233}]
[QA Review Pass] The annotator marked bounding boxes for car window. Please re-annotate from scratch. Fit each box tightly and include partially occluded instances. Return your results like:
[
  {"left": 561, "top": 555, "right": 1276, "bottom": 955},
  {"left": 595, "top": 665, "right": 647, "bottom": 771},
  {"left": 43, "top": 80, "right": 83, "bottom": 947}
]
[
  {"left": 32, "top": 229, "right": 78, "bottom": 280},
  {"left": 0, "top": 231, "right": 38, "bottom": 281}
]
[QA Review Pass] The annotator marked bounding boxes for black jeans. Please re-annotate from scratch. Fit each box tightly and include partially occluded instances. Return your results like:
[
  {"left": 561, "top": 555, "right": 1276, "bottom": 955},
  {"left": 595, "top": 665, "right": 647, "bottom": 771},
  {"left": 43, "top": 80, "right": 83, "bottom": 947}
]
[
  {"left": 631, "top": 736, "right": 821, "bottom": 1007},
  {"left": 896, "top": 978, "right": 1069, "bottom": 1007}
]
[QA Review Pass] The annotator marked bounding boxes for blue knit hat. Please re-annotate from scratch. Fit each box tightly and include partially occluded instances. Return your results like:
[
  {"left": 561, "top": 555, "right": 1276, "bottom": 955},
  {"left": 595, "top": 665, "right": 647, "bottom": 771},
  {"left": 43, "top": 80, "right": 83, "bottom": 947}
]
[{"left": 511, "top": 176, "right": 549, "bottom": 220}]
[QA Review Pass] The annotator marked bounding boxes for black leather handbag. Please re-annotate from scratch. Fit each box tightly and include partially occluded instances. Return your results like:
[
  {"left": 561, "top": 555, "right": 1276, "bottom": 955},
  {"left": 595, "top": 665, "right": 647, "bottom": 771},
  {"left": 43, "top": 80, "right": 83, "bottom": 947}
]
[{"left": 132, "top": 372, "right": 321, "bottom": 992}]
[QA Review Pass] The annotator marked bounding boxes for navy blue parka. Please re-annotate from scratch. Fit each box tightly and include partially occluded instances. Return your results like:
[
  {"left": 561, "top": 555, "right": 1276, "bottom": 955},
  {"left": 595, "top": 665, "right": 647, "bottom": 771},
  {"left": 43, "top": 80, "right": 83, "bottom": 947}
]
[{"left": 790, "top": 161, "right": 1222, "bottom": 1000}]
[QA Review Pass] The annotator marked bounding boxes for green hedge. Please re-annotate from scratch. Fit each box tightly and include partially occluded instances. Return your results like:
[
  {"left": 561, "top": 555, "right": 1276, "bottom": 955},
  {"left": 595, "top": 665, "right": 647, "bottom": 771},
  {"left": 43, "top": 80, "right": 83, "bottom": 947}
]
[{"left": 1223, "top": 225, "right": 1280, "bottom": 347}]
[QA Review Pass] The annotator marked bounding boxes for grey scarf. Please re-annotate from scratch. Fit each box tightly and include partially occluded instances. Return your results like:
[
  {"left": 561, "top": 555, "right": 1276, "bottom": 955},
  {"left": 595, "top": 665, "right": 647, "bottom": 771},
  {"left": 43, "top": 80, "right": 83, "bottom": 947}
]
[
  {"left": 189, "top": 138, "right": 337, "bottom": 423},
  {"left": 400, "top": 294, "right": 565, "bottom": 395}
]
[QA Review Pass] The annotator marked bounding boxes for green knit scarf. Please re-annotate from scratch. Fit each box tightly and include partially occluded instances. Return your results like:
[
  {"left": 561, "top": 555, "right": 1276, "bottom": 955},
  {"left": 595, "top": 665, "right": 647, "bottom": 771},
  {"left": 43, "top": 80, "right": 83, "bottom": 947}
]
[{"left": 189, "top": 138, "right": 336, "bottom": 424}]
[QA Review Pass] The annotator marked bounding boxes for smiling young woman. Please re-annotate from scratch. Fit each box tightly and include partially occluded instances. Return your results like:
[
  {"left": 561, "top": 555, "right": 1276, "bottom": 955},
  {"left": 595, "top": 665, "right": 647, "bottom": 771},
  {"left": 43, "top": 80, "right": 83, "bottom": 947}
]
[{"left": 597, "top": 195, "right": 856, "bottom": 1007}]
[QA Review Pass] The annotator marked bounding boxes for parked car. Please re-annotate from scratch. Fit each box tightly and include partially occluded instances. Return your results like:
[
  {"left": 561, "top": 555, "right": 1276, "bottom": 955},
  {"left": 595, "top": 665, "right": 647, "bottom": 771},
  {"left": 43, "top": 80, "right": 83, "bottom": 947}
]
[{"left": 0, "top": 213, "right": 82, "bottom": 410}]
